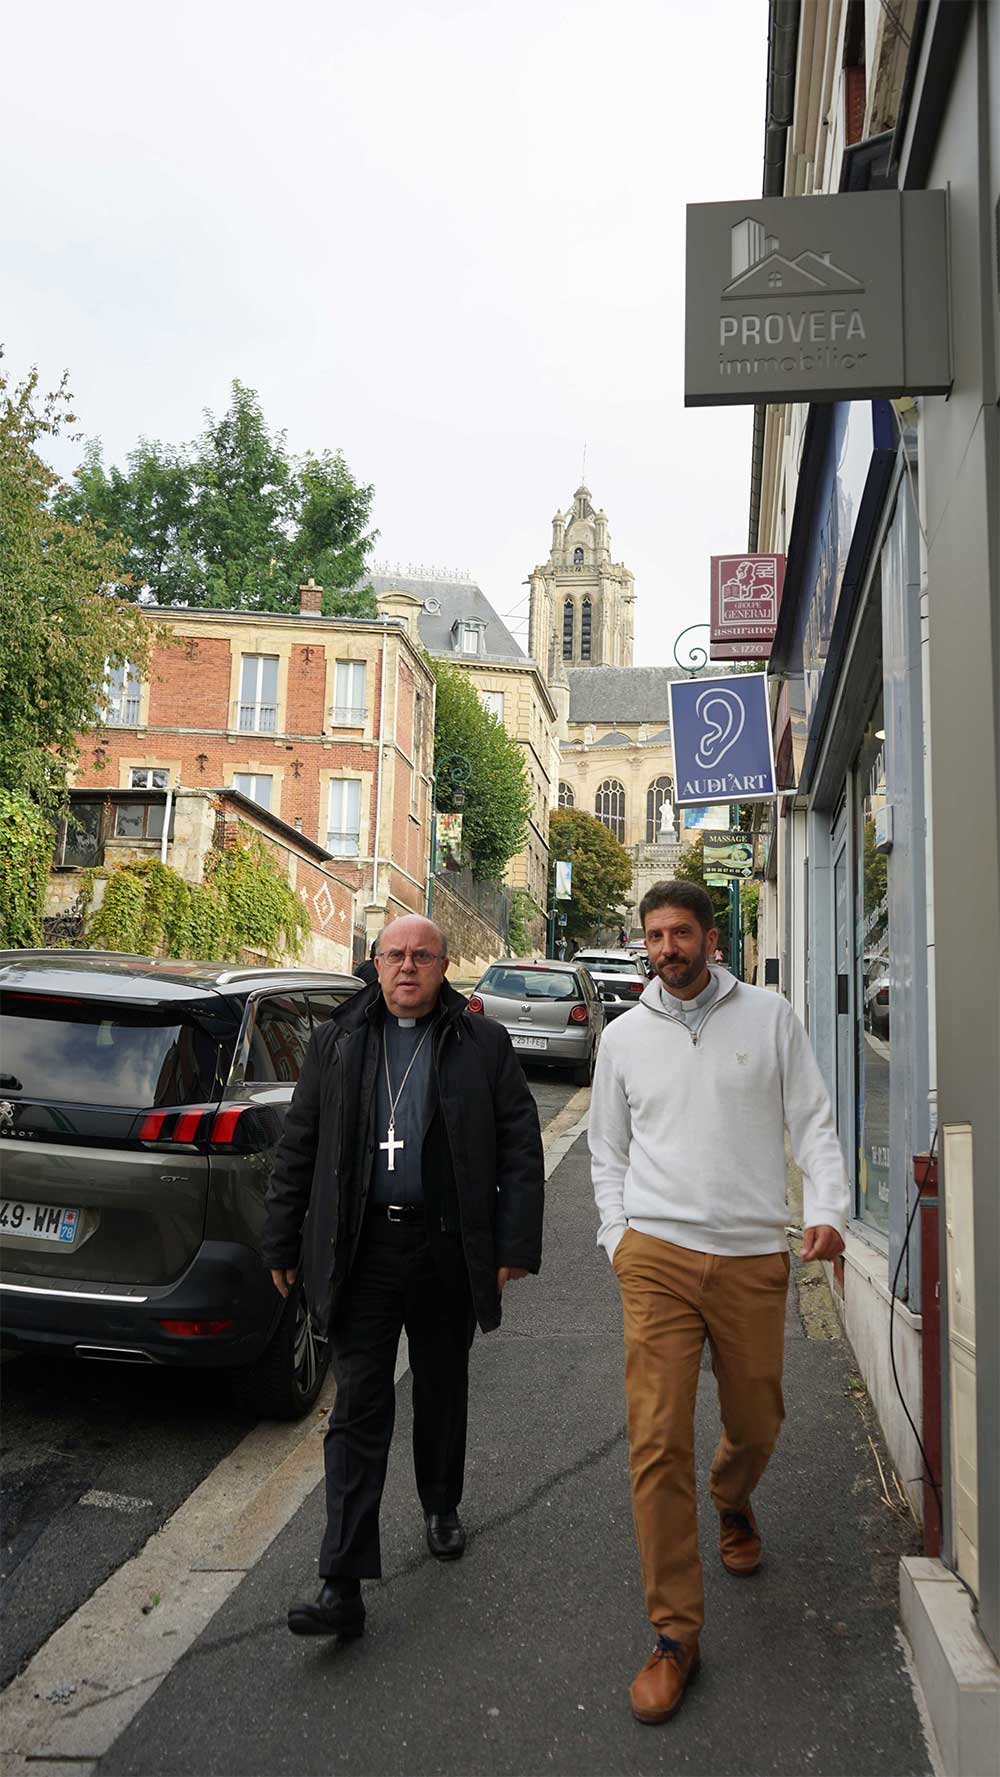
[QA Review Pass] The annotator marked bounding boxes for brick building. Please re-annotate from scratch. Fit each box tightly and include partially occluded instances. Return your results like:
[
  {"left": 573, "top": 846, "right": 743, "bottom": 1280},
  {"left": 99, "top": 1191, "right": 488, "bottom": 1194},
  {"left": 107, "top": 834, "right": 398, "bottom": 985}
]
[{"left": 68, "top": 584, "right": 436, "bottom": 955}]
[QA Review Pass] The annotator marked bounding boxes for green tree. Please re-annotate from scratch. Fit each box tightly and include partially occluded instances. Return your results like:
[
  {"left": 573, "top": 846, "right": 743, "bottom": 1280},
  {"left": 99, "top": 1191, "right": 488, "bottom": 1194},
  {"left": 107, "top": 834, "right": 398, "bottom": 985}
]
[
  {"left": 55, "top": 381, "right": 378, "bottom": 617},
  {"left": 548, "top": 808, "right": 632, "bottom": 945},
  {"left": 0, "top": 365, "right": 157, "bottom": 943},
  {"left": 430, "top": 660, "right": 532, "bottom": 881}
]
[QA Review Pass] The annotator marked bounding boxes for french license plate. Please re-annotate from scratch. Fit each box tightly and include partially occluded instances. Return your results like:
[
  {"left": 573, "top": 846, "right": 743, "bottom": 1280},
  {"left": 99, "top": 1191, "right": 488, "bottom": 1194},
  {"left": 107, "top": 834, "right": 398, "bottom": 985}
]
[
  {"left": 511, "top": 1034, "right": 547, "bottom": 1051},
  {"left": 0, "top": 1200, "right": 82, "bottom": 1244}
]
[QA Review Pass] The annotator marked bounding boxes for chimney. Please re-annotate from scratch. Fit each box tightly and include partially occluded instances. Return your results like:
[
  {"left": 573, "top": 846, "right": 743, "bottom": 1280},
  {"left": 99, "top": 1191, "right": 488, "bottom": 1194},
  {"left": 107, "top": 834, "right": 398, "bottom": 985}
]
[{"left": 299, "top": 578, "right": 323, "bottom": 617}]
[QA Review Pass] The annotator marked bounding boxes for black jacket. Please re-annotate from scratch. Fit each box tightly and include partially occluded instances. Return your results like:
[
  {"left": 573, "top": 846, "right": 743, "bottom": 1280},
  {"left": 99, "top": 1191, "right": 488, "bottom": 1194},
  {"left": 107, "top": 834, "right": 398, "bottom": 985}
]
[{"left": 260, "top": 981, "right": 545, "bottom": 1334}]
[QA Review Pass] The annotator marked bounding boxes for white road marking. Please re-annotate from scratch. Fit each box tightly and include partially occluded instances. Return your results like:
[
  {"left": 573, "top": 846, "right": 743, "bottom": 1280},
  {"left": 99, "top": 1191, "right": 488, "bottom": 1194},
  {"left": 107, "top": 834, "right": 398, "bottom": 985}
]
[
  {"left": 1, "top": 1087, "right": 586, "bottom": 1777},
  {"left": 77, "top": 1492, "right": 154, "bottom": 1514}
]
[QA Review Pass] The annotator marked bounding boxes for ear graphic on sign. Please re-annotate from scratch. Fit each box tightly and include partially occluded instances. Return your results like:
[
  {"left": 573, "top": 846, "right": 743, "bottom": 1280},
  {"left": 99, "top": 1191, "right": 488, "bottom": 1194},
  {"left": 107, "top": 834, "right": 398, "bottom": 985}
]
[{"left": 694, "top": 688, "right": 746, "bottom": 769}]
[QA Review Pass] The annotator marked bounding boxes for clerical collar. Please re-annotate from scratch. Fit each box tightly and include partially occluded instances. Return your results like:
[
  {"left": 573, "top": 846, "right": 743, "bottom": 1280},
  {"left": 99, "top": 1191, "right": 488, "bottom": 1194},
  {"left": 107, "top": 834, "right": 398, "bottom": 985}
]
[
  {"left": 658, "top": 971, "right": 717, "bottom": 1012},
  {"left": 385, "top": 1008, "right": 437, "bottom": 1031}
]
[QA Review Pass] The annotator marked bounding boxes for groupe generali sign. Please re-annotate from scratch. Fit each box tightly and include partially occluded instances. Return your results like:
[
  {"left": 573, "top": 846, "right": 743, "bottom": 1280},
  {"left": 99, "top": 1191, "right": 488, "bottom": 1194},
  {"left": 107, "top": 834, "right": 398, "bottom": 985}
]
[
  {"left": 685, "top": 190, "right": 950, "bottom": 406},
  {"left": 710, "top": 553, "right": 784, "bottom": 660}
]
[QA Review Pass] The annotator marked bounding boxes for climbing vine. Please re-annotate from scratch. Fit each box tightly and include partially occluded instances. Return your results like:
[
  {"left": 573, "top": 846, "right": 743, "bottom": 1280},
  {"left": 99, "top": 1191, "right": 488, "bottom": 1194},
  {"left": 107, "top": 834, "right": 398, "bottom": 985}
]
[
  {"left": 0, "top": 790, "right": 54, "bottom": 948},
  {"left": 82, "top": 828, "right": 309, "bottom": 964}
]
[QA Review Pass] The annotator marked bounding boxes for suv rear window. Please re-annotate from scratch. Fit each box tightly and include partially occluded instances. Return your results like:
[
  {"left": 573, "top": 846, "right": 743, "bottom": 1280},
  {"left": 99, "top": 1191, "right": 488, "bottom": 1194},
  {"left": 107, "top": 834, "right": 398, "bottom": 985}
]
[
  {"left": 576, "top": 956, "right": 639, "bottom": 973},
  {"left": 481, "top": 967, "right": 579, "bottom": 1002},
  {"left": 0, "top": 992, "right": 235, "bottom": 1109}
]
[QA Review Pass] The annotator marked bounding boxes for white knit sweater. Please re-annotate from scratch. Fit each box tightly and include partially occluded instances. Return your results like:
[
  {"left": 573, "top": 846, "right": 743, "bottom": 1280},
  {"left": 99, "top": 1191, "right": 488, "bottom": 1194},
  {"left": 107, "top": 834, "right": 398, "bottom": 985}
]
[{"left": 589, "top": 968, "right": 850, "bottom": 1260}]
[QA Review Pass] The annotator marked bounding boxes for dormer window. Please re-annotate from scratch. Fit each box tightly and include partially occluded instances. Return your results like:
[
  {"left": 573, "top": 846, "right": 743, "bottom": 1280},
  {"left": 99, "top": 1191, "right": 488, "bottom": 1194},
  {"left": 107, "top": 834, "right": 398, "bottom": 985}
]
[{"left": 452, "top": 619, "right": 485, "bottom": 656}]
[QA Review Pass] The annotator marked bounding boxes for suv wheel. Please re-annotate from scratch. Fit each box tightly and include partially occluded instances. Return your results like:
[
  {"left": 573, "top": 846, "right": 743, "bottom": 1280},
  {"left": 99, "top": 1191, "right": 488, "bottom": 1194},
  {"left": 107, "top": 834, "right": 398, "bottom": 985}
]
[{"left": 233, "top": 1287, "right": 330, "bottom": 1420}]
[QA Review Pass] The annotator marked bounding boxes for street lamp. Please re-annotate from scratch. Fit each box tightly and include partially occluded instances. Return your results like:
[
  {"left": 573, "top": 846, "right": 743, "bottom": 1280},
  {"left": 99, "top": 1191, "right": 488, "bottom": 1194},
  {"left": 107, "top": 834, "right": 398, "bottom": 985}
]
[{"left": 427, "top": 751, "right": 471, "bottom": 916}]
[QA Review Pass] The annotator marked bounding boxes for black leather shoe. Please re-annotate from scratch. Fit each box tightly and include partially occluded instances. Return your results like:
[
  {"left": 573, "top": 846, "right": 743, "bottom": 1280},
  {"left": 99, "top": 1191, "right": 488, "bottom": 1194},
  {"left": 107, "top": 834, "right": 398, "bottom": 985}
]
[
  {"left": 425, "top": 1510, "right": 466, "bottom": 1560},
  {"left": 287, "top": 1579, "right": 366, "bottom": 1638}
]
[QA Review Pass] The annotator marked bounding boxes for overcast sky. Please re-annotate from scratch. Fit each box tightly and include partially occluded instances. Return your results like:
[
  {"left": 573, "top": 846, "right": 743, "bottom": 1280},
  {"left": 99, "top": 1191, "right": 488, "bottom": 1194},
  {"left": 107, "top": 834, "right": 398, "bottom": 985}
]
[{"left": 6, "top": 0, "right": 767, "bottom": 665}]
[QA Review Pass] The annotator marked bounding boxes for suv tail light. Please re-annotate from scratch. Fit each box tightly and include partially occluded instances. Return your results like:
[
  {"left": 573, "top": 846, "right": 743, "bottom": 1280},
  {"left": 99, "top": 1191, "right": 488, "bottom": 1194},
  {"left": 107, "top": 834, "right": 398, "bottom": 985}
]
[
  {"left": 627, "top": 981, "right": 644, "bottom": 996},
  {"left": 569, "top": 1003, "right": 589, "bottom": 1024},
  {"left": 137, "top": 1104, "right": 262, "bottom": 1149},
  {"left": 467, "top": 995, "right": 484, "bottom": 1014}
]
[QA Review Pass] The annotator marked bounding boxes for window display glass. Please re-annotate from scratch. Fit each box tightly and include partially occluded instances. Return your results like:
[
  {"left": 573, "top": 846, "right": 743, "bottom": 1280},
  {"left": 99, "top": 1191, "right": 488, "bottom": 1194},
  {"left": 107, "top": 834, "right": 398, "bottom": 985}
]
[{"left": 855, "top": 696, "right": 890, "bottom": 1236}]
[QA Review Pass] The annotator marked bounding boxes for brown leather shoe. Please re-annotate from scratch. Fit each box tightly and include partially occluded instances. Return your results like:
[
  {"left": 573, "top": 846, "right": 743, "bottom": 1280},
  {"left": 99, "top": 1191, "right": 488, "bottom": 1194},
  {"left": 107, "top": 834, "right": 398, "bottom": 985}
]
[
  {"left": 719, "top": 1505, "right": 762, "bottom": 1574},
  {"left": 630, "top": 1637, "right": 701, "bottom": 1725}
]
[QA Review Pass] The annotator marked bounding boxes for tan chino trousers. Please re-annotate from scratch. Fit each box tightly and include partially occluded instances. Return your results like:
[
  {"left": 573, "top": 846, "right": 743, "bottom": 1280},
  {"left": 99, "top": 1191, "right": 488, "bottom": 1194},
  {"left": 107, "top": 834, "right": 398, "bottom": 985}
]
[{"left": 613, "top": 1228, "right": 790, "bottom": 1644}]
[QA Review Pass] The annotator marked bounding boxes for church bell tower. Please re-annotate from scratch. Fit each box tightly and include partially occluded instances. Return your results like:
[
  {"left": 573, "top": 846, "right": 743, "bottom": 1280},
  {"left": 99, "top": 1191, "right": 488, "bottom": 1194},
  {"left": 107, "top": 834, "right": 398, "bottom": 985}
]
[{"left": 528, "top": 485, "right": 635, "bottom": 676}]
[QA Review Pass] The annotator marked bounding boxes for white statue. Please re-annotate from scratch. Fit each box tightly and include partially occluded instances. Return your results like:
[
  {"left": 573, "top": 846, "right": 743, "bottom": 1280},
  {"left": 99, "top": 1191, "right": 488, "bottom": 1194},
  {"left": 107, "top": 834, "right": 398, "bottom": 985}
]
[{"left": 658, "top": 797, "right": 676, "bottom": 839}]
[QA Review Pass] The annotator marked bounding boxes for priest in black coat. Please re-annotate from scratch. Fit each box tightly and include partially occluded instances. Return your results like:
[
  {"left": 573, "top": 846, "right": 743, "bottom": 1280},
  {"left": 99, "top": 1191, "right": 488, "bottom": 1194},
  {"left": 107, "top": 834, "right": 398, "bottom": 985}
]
[{"left": 262, "top": 913, "right": 545, "bottom": 1640}]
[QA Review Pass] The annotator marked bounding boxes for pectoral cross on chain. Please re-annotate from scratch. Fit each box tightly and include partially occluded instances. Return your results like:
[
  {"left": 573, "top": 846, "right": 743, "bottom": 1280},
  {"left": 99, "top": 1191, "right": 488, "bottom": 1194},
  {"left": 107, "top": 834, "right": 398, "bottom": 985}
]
[{"left": 380, "top": 1123, "right": 404, "bottom": 1172}]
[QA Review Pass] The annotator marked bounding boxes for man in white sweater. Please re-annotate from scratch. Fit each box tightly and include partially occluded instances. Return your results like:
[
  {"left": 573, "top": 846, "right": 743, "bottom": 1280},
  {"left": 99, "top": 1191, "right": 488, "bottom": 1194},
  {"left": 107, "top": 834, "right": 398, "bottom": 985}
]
[{"left": 590, "top": 879, "right": 849, "bottom": 1727}]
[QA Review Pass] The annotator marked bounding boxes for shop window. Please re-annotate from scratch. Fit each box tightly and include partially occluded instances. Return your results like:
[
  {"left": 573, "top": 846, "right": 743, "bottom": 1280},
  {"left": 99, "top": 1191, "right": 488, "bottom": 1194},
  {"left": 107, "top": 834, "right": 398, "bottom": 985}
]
[{"left": 855, "top": 697, "right": 890, "bottom": 1237}]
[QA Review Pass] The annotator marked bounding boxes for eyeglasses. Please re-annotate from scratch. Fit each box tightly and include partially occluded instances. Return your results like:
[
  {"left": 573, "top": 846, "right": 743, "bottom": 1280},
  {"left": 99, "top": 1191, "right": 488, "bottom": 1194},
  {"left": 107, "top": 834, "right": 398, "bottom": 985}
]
[{"left": 378, "top": 949, "right": 444, "bottom": 968}]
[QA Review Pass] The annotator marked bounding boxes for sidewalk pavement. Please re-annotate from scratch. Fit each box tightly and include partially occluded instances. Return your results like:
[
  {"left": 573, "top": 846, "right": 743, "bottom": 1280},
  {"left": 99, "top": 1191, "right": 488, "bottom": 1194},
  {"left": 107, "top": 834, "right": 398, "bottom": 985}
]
[{"left": 100, "top": 1134, "right": 933, "bottom": 1777}]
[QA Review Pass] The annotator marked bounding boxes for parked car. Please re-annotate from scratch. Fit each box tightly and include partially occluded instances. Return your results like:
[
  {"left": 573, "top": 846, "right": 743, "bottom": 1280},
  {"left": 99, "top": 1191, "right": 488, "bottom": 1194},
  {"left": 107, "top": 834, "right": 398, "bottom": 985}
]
[
  {"left": 467, "top": 958, "right": 604, "bottom": 1085},
  {"left": 572, "top": 949, "right": 649, "bottom": 1018},
  {"left": 626, "top": 940, "right": 653, "bottom": 977},
  {"left": 0, "top": 951, "right": 362, "bottom": 1417}
]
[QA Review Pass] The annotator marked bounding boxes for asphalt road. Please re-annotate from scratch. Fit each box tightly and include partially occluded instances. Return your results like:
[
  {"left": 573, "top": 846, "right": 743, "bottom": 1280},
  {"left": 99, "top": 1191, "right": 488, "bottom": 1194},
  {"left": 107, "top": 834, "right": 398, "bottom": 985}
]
[{"left": 0, "top": 1066, "right": 578, "bottom": 1691}]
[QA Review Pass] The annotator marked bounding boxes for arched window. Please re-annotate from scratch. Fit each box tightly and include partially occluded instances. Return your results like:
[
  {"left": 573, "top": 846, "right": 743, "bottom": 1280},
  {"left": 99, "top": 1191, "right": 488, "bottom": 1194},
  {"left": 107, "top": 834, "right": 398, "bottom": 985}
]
[
  {"left": 595, "top": 779, "right": 625, "bottom": 844},
  {"left": 573, "top": 546, "right": 584, "bottom": 566},
  {"left": 581, "top": 595, "right": 592, "bottom": 660},
  {"left": 562, "top": 598, "right": 574, "bottom": 659},
  {"left": 558, "top": 781, "right": 575, "bottom": 809},
  {"left": 646, "top": 775, "right": 675, "bottom": 843}
]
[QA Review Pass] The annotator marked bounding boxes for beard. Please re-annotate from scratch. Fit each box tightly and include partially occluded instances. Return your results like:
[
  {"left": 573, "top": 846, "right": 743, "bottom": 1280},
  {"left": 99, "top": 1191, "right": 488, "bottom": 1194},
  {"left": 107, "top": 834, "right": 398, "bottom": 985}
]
[{"left": 655, "top": 944, "right": 709, "bottom": 992}]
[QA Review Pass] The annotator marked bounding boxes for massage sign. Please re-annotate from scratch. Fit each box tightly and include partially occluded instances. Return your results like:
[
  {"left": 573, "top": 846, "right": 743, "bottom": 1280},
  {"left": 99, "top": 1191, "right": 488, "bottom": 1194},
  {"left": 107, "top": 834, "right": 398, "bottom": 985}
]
[{"left": 684, "top": 190, "right": 951, "bottom": 407}]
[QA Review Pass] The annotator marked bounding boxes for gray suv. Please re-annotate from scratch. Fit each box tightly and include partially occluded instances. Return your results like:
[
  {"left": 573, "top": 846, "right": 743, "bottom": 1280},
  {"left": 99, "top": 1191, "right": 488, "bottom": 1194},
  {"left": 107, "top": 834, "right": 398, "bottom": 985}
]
[{"left": 0, "top": 951, "right": 360, "bottom": 1417}]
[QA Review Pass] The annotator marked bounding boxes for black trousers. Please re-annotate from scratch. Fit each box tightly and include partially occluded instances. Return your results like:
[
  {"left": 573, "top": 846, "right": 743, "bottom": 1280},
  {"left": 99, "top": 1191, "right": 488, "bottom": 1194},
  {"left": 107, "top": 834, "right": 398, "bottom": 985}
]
[{"left": 319, "top": 1216, "right": 477, "bottom": 1578}]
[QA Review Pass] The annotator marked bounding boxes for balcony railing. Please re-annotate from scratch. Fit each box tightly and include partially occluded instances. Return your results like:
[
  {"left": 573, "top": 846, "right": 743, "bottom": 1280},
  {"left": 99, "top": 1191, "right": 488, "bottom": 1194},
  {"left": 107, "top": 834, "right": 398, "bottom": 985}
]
[
  {"left": 327, "top": 829, "right": 361, "bottom": 858},
  {"left": 329, "top": 705, "right": 367, "bottom": 727},
  {"left": 238, "top": 703, "right": 277, "bottom": 733},
  {"left": 106, "top": 696, "right": 141, "bottom": 727}
]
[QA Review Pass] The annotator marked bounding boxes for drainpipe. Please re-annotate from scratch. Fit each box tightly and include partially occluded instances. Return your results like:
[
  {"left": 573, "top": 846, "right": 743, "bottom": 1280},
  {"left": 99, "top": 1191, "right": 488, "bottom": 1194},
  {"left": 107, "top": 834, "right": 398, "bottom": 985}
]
[
  {"left": 160, "top": 787, "right": 173, "bottom": 865},
  {"left": 370, "top": 624, "right": 389, "bottom": 921},
  {"left": 748, "top": 0, "right": 801, "bottom": 549}
]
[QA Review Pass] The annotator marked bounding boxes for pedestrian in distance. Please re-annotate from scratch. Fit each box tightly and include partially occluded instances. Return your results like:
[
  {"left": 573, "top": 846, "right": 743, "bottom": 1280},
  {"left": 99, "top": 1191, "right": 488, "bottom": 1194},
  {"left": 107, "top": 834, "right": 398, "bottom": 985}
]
[
  {"left": 262, "top": 914, "right": 545, "bottom": 1641},
  {"left": 617, "top": 925, "right": 628, "bottom": 948},
  {"left": 354, "top": 939, "right": 379, "bottom": 987},
  {"left": 589, "top": 879, "right": 848, "bottom": 1725}
]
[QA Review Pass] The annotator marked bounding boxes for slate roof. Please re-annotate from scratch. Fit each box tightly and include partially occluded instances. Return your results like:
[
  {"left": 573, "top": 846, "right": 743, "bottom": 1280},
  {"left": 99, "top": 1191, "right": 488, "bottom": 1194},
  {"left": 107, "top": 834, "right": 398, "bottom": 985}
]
[
  {"left": 365, "top": 575, "right": 526, "bottom": 664},
  {"left": 591, "top": 730, "right": 633, "bottom": 747},
  {"left": 566, "top": 666, "right": 684, "bottom": 724}
]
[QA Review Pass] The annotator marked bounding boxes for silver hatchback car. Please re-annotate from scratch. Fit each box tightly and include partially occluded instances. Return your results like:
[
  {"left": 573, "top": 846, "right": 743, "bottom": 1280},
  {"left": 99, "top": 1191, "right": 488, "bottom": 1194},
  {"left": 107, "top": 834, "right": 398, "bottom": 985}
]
[
  {"left": 468, "top": 958, "right": 604, "bottom": 1085},
  {"left": 572, "top": 949, "right": 649, "bottom": 1019}
]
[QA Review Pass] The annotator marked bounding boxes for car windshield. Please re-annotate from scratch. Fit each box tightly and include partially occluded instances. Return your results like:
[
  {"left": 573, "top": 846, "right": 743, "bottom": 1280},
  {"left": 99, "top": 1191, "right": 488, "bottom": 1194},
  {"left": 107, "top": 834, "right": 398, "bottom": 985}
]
[
  {"left": 480, "top": 968, "right": 580, "bottom": 1002},
  {"left": 0, "top": 992, "right": 236, "bottom": 1108},
  {"left": 577, "top": 956, "right": 638, "bottom": 973}
]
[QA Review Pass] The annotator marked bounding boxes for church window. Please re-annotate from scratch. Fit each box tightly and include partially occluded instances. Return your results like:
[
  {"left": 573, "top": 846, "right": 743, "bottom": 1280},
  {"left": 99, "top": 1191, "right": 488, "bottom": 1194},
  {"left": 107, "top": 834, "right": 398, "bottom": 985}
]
[
  {"left": 558, "top": 781, "right": 575, "bottom": 809},
  {"left": 573, "top": 546, "right": 584, "bottom": 566},
  {"left": 646, "top": 775, "right": 675, "bottom": 843},
  {"left": 562, "top": 599, "right": 574, "bottom": 659},
  {"left": 581, "top": 596, "right": 592, "bottom": 660},
  {"left": 595, "top": 778, "right": 625, "bottom": 844}
]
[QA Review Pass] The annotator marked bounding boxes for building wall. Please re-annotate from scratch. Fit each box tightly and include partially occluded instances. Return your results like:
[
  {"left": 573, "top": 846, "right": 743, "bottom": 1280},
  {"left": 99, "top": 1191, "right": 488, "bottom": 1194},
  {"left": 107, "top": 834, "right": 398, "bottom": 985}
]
[
  {"left": 73, "top": 608, "right": 435, "bottom": 951},
  {"left": 556, "top": 736, "right": 681, "bottom": 926}
]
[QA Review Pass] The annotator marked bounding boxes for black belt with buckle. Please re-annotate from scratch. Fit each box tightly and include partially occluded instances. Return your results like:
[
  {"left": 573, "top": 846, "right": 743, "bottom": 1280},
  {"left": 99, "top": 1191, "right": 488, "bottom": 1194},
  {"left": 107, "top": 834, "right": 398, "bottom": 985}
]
[{"left": 378, "top": 1202, "right": 426, "bottom": 1225}]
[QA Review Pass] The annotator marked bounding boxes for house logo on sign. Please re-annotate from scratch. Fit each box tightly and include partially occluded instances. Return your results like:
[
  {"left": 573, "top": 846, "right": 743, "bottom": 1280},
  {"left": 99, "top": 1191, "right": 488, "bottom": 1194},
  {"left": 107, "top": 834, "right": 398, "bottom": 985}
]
[{"left": 723, "top": 220, "right": 865, "bottom": 300}]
